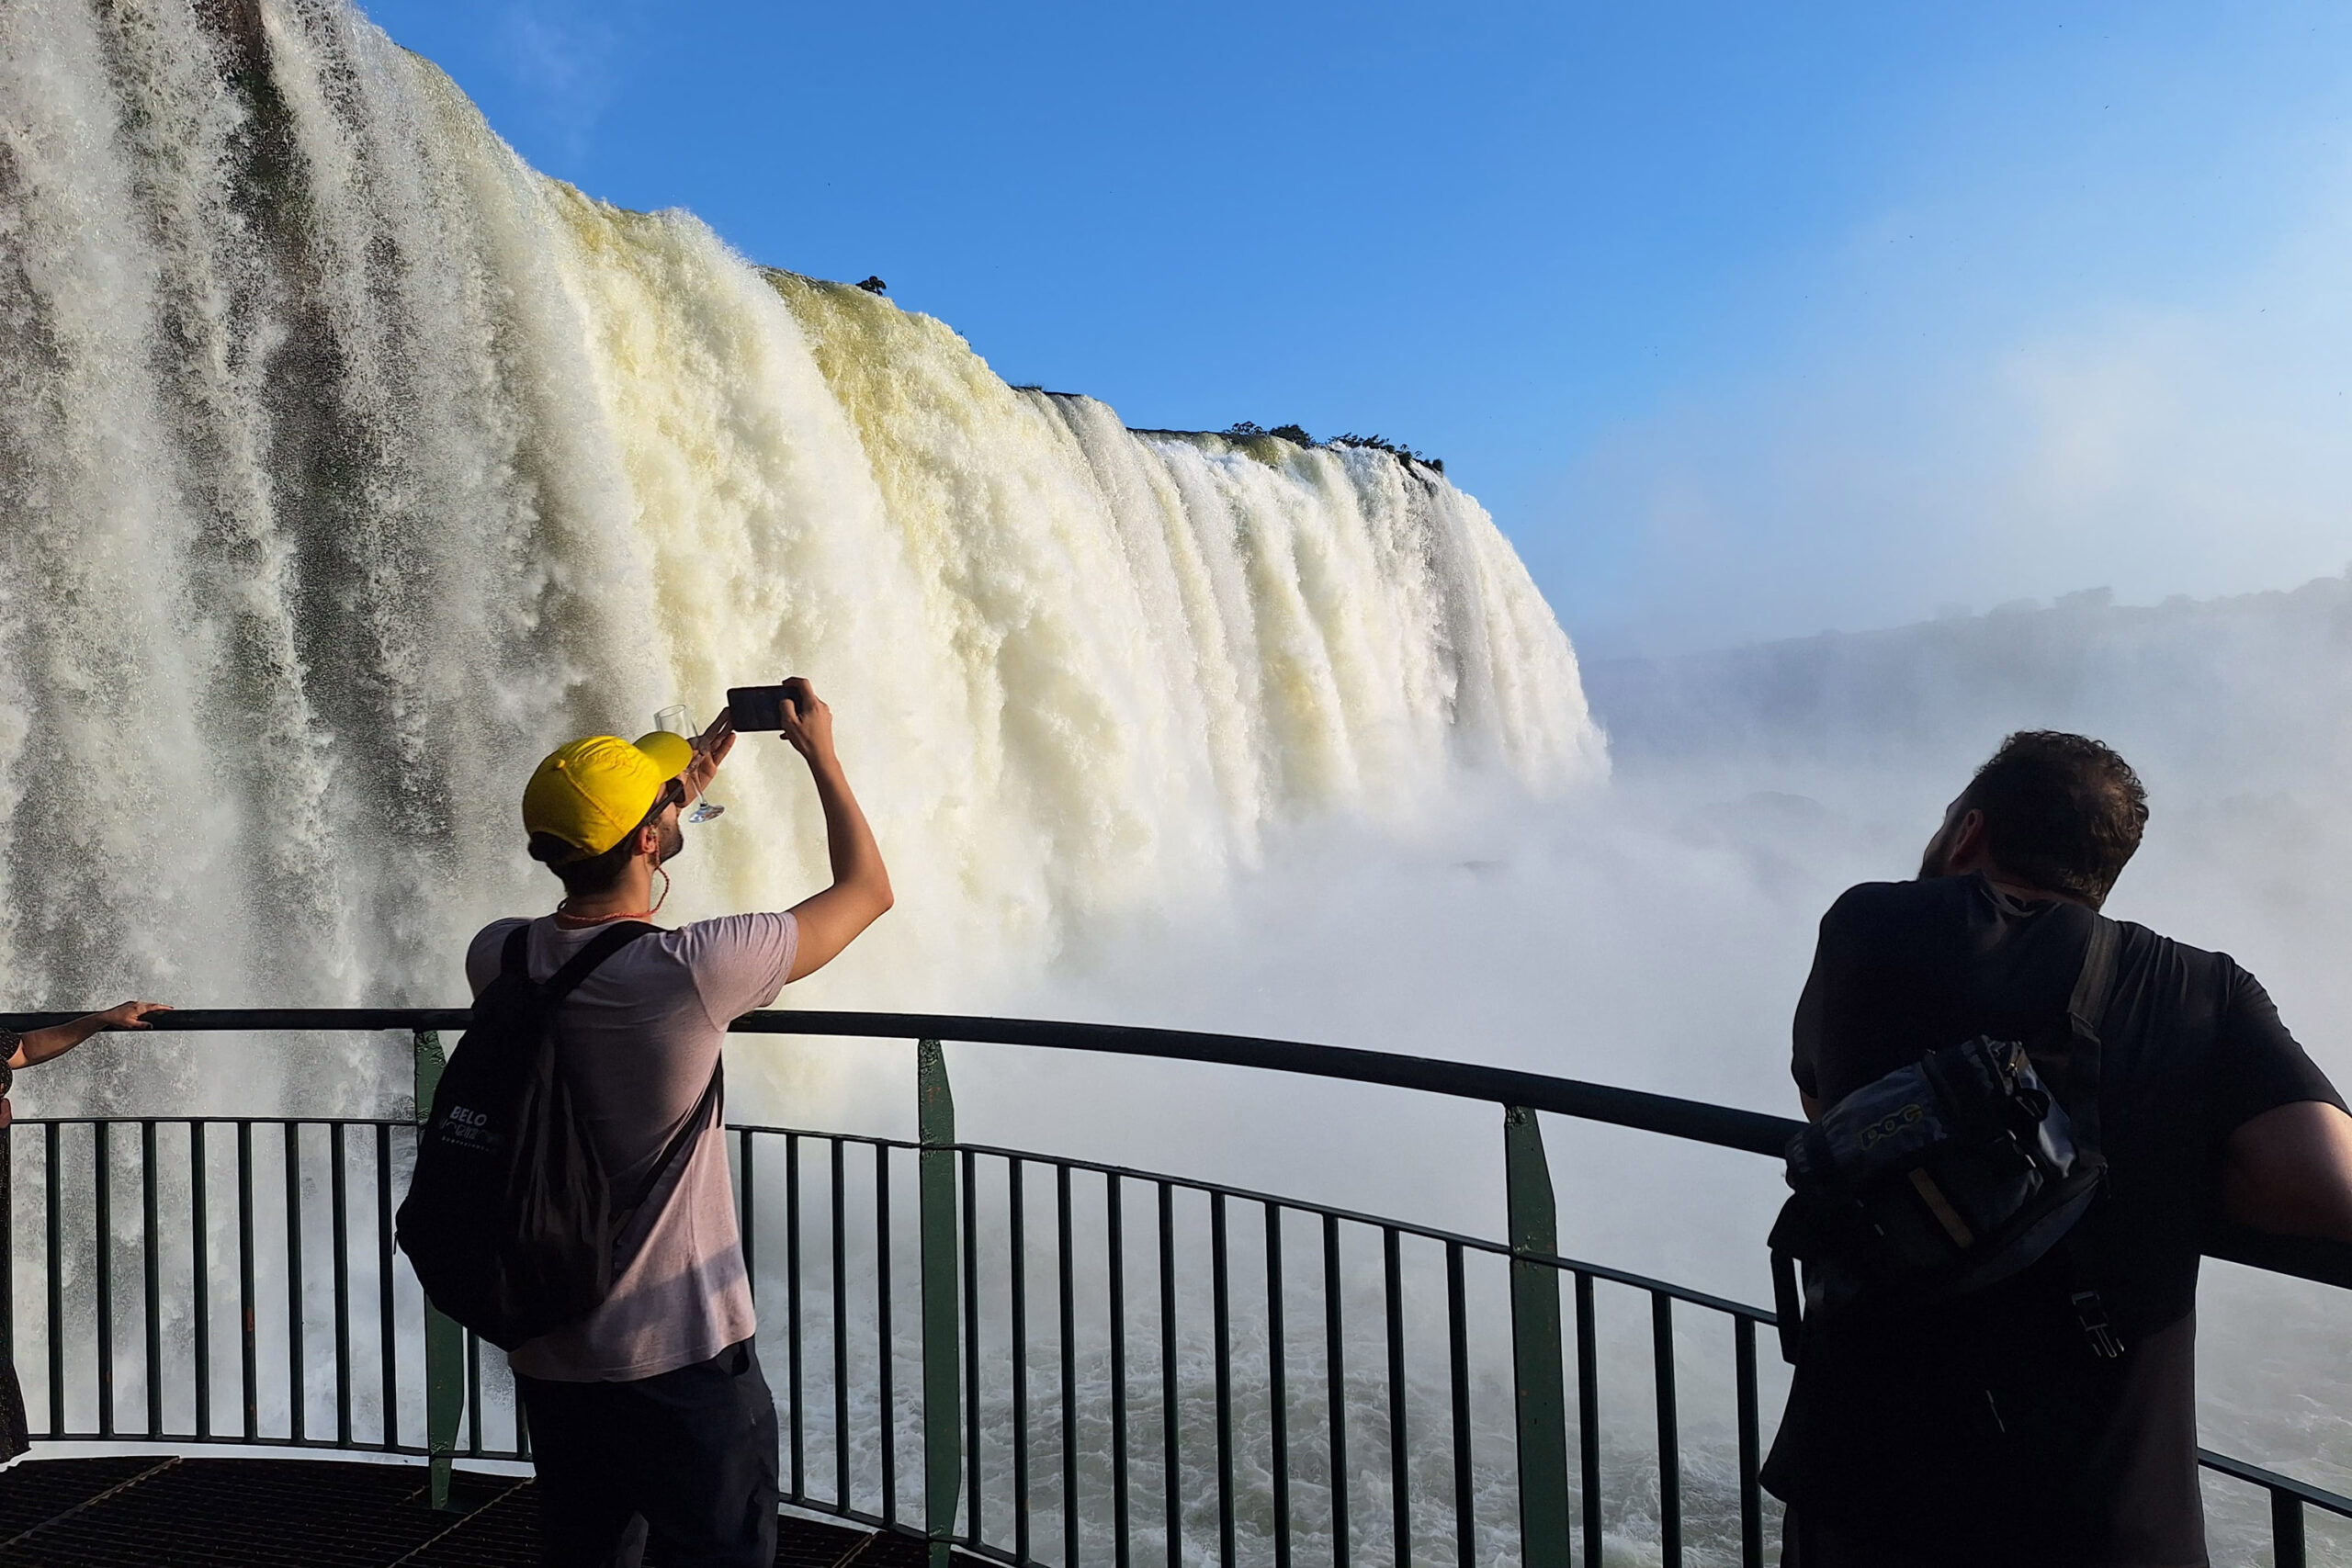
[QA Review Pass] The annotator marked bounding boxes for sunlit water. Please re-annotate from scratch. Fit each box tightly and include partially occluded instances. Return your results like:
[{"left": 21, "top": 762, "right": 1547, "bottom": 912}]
[
  {"left": 6, "top": 3, "right": 2348, "bottom": 1563},
  {"left": 0, "top": 0, "right": 1597, "bottom": 1122}
]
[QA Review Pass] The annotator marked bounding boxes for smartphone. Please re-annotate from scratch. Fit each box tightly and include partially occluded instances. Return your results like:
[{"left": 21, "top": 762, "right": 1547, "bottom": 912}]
[{"left": 727, "top": 683, "right": 791, "bottom": 731}]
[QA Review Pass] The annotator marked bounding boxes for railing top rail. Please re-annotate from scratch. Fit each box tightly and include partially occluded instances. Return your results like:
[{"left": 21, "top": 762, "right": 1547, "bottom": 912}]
[
  {"left": 7, "top": 1005, "right": 2347, "bottom": 1290},
  {"left": 2198, "top": 1448, "right": 2352, "bottom": 1519},
  {"left": 0, "top": 1006, "right": 1799, "bottom": 1155}
]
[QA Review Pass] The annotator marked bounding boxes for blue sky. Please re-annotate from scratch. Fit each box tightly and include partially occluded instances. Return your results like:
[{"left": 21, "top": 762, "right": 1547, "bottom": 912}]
[{"left": 369, "top": 1, "right": 2352, "bottom": 655}]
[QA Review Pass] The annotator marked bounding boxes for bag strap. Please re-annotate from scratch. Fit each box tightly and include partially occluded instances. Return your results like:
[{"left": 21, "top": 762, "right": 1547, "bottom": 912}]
[
  {"left": 531, "top": 920, "right": 662, "bottom": 1005},
  {"left": 514, "top": 918, "right": 711, "bottom": 1214},
  {"left": 2060, "top": 911, "right": 2132, "bottom": 1358},
  {"left": 2061, "top": 912, "right": 2120, "bottom": 1156},
  {"left": 628, "top": 1060, "right": 725, "bottom": 1213}
]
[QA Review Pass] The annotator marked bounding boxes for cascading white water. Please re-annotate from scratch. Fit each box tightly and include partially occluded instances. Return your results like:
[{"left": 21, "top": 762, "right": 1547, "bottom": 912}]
[{"left": 0, "top": 0, "right": 1602, "bottom": 1109}]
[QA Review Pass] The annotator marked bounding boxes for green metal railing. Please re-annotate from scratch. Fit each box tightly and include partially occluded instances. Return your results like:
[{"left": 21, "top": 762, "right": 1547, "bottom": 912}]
[{"left": 2, "top": 1008, "right": 2348, "bottom": 1567}]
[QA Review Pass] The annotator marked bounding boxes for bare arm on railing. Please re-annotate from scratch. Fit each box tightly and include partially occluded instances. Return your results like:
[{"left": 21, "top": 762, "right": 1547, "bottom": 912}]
[
  {"left": 2, "top": 1000, "right": 173, "bottom": 1128},
  {"left": 2222, "top": 1101, "right": 2352, "bottom": 1243},
  {"left": 775, "top": 677, "right": 893, "bottom": 982},
  {"left": 10, "top": 1000, "right": 172, "bottom": 1069}
]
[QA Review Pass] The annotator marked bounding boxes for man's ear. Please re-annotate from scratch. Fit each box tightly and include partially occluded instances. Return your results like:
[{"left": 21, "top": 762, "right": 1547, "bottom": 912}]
[{"left": 1944, "top": 808, "right": 1992, "bottom": 873}]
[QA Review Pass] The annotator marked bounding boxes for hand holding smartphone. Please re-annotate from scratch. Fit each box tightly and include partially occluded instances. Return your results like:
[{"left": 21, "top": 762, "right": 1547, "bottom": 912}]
[
  {"left": 726, "top": 678, "right": 832, "bottom": 763},
  {"left": 725, "top": 683, "right": 790, "bottom": 731}
]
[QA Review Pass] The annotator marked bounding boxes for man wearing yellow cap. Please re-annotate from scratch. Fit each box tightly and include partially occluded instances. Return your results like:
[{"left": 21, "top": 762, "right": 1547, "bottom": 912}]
[{"left": 469, "top": 677, "right": 891, "bottom": 1568}]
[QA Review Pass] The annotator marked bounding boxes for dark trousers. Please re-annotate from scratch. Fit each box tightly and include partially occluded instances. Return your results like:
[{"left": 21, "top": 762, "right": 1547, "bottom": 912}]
[
  {"left": 515, "top": 1337, "right": 779, "bottom": 1568},
  {"left": 1781, "top": 1508, "right": 1888, "bottom": 1567}
]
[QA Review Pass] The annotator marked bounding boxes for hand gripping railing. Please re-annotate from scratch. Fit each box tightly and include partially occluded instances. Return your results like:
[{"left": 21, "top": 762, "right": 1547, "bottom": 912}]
[{"left": 2, "top": 1007, "right": 2348, "bottom": 1568}]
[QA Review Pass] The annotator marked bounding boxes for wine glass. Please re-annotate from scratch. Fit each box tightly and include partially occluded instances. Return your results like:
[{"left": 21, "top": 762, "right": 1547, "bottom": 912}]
[{"left": 653, "top": 705, "right": 725, "bottom": 823}]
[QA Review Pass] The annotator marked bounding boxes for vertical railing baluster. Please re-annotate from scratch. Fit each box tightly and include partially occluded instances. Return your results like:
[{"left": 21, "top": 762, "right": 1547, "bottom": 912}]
[
  {"left": 833, "top": 1137, "right": 849, "bottom": 1510},
  {"left": 193, "top": 1122, "right": 211, "bottom": 1441},
  {"left": 416, "top": 1029, "right": 463, "bottom": 1508},
  {"left": 1652, "top": 1293, "right": 1679, "bottom": 1568},
  {"left": 1110, "top": 1175, "right": 1132, "bottom": 1568},
  {"left": 1054, "top": 1163, "right": 1078, "bottom": 1568},
  {"left": 237, "top": 1121, "right": 257, "bottom": 1442},
  {"left": 331, "top": 1122, "right": 351, "bottom": 1448},
  {"left": 1447, "top": 1242, "right": 1473, "bottom": 1568},
  {"left": 877, "top": 1143, "right": 896, "bottom": 1525},
  {"left": 1267, "top": 1205, "right": 1291, "bottom": 1568},
  {"left": 1502, "top": 1108, "right": 1569, "bottom": 1568},
  {"left": 1013, "top": 1159, "right": 1032, "bottom": 1564},
  {"left": 376, "top": 1124, "right": 395, "bottom": 1451},
  {"left": 740, "top": 1129, "right": 757, "bottom": 1304},
  {"left": 1385, "top": 1228, "right": 1409, "bottom": 1568},
  {"left": 466, "top": 1330, "right": 484, "bottom": 1455},
  {"left": 1325, "top": 1214, "right": 1349, "bottom": 1568},
  {"left": 918, "top": 1041, "right": 962, "bottom": 1568},
  {"left": 787, "top": 1132, "right": 805, "bottom": 1500},
  {"left": 141, "top": 1122, "right": 161, "bottom": 1438},
  {"left": 284, "top": 1122, "right": 304, "bottom": 1443},
  {"left": 1212, "top": 1191, "right": 1234, "bottom": 1568},
  {"left": 1736, "top": 1317, "right": 1762, "bottom": 1568},
  {"left": 964, "top": 1148, "right": 983, "bottom": 1547},
  {"left": 1161, "top": 1180, "right": 1181, "bottom": 1568},
  {"left": 1576, "top": 1273, "right": 1601, "bottom": 1568},
  {"left": 2274, "top": 1488, "right": 2307, "bottom": 1568},
  {"left": 96, "top": 1121, "right": 114, "bottom": 1438},
  {"left": 45, "top": 1123, "right": 62, "bottom": 1436}
]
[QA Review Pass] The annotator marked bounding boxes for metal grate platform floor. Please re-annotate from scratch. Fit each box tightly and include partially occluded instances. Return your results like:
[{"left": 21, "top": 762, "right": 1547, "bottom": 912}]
[{"left": 0, "top": 1456, "right": 938, "bottom": 1568}]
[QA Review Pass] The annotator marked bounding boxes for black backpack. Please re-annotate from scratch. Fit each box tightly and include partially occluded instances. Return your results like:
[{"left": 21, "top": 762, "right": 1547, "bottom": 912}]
[
  {"left": 396, "top": 921, "right": 720, "bottom": 1350},
  {"left": 1769, "top": 915, "right": 2122, "bottom": 1361}
]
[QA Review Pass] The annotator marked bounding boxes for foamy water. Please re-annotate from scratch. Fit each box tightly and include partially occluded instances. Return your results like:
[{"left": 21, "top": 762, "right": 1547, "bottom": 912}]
[{"left": 0, "top": 0, "right": 1598, "bottom": 1118}]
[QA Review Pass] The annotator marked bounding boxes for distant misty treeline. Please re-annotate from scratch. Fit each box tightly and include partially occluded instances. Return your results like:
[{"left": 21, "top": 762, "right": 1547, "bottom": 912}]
[{"left": 1583, "top": 572, "right": 2352, "bottom": 799}]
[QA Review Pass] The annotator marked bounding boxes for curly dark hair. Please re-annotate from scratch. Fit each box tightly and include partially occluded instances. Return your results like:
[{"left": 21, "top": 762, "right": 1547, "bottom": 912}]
[{"left": 1959, "top": 730, "right": 2149, "bottom": 907}]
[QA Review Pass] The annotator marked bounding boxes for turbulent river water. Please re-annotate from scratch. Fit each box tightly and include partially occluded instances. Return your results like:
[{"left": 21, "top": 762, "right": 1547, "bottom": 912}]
[{"left": 0, "top": 0, "right": 1600, "bottom": 1097}]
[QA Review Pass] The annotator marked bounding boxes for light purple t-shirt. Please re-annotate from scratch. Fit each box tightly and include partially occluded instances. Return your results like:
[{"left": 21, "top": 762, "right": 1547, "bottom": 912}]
[{"left": 464, "top": 912, "right": 797, "bottom": 1382}]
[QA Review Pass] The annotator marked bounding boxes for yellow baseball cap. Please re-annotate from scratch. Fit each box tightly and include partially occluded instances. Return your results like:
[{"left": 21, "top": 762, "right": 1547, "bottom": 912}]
[{"left": 522, "top": 731, "right": 696, "bottom": 857}]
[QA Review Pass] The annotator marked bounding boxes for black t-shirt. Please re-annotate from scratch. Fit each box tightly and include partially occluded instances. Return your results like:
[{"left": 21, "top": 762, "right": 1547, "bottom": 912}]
[{"left": 1766, "top": 873, "right": 2343, "bottom": 1567}]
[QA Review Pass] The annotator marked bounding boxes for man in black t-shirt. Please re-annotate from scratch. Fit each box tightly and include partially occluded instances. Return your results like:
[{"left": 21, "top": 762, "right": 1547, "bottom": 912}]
[{"left": 1763, "top": 731, "right": 2352, "bottom": 1568}]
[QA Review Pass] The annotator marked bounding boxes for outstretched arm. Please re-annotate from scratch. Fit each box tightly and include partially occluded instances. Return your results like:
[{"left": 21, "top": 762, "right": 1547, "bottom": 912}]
[
  {"left": 2222, "top": 1100, "right": 2352, "bottom": 1243},
  {"left": 776, "top": 679, "right": 894, "bottom": 982},
  {"left": 4, "top": 1000, "right": 172, "bottom": 1129},
  {"left": 11, "top": 1000, "right": 172, "bottom": 1069}
]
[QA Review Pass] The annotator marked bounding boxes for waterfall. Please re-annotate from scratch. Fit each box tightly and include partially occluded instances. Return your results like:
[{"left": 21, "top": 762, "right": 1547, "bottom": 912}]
[{"left": 0, "top": 0, "right": 1602, "bottom": 1071}]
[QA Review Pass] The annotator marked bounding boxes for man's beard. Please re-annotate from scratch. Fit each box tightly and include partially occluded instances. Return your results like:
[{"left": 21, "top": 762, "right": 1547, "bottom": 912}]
[{"left": 655, "top": 817, "right": 686, "bottom": 865}]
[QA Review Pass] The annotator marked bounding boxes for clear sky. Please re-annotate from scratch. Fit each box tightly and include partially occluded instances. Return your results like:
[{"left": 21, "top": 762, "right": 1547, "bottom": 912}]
[{"left": 368, "top": 1, "right": 2352, "bottom": 656}]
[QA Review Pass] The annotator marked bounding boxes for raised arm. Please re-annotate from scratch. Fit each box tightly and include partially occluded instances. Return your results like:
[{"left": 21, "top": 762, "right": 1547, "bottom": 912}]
[
  {"left": 2222, "top": 1100, "right": 2352, "bottom": 1243},
  {"left": 775, "top": 678, "right": 894, "bottom": 982}
]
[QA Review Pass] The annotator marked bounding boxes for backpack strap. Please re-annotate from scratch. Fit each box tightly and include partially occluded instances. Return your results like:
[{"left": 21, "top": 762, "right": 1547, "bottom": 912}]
[
  {"left": 530, "top": 920, "right": 662, "bottom": 1004},
  {"left": 2061, "top": 911, "right": 2131, "bottom": 1358},
  {"left": 2061, "top": 913, "right": 2120, "bottom": 1156},
  {"left": 627, "top": 1060, "right": 725, "bottom": 1213},
  {"left": 520, "top": 919, "right": 720, "bottom": 1214}
]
